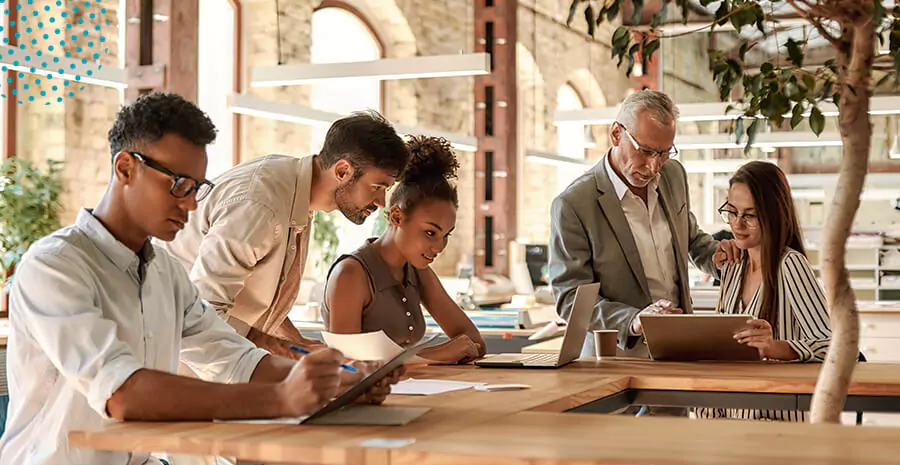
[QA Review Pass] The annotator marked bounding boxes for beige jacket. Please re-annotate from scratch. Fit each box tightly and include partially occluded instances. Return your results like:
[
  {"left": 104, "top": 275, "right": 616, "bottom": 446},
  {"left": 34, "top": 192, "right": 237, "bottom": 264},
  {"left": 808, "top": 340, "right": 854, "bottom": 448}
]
[{"left": 163, "top": 154, "right": 314, "bottom": 337}]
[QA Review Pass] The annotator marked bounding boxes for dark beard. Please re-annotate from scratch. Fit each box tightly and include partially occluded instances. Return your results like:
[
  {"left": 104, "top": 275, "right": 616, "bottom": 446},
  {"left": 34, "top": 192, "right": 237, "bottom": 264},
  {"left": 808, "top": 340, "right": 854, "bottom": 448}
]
[{"left": 334, "top": 180, "right": 373, "bottom": 225}]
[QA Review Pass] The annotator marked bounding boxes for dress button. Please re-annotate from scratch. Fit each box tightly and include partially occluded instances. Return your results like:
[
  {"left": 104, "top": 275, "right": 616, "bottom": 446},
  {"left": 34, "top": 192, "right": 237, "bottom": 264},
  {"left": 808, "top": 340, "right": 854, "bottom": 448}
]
[
  {"left": 401, "top": 297, "right": 408, "bottom": 303},
  {"left": 408, "top": 325, "right": 414, "bottom": 331},
  {"left": 406, "top": 312, "right": 412, "bottom": 317}
]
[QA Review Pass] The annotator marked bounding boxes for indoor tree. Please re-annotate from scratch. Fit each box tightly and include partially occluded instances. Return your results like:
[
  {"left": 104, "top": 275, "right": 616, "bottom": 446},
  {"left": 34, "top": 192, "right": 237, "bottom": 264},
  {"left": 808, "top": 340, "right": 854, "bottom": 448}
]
[{"left": 568, "top": 0, "right": 886, "bottom": 423}]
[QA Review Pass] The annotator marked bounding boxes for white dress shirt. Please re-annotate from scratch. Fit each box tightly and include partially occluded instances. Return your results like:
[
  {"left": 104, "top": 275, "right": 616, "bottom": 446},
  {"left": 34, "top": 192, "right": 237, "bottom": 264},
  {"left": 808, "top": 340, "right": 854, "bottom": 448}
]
[
  {"left": 0, "top": 209, "right": 268, "bottom": 465},
  {"left": 604, "top": 157, "right": 680, "bottom": 307}
]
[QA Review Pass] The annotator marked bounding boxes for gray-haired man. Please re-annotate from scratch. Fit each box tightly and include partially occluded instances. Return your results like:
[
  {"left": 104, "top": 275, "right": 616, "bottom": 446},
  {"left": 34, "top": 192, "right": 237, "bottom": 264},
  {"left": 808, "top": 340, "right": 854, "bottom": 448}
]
[{"left": 549, "top": 89, "right": 739, "bottom": 365}]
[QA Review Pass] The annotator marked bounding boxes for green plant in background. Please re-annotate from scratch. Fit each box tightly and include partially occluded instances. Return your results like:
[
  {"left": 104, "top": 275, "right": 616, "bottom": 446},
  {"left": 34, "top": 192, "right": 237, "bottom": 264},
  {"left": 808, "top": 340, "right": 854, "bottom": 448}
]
[
  {"left": 371, "top": 208, "right": 389, "bottom": 237},
  {"left": 312, "top": 210, "right": 340, "bottom": 272},
  {"left": 0, "top": 158, "right": 64, "bottom": 287}
]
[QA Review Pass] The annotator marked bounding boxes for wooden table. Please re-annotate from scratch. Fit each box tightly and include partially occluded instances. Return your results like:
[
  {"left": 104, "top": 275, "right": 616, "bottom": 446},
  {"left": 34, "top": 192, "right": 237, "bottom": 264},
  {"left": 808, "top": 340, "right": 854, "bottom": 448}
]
[{"left": 69, "top": 360, "right": 900, "bottom": 464}]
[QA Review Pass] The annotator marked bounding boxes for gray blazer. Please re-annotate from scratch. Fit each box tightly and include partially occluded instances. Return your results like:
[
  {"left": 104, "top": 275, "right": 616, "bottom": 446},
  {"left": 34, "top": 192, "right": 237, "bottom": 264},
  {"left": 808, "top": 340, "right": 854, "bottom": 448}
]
[{"left": 549, "top": 156, "right": 719, "bottom": 357}]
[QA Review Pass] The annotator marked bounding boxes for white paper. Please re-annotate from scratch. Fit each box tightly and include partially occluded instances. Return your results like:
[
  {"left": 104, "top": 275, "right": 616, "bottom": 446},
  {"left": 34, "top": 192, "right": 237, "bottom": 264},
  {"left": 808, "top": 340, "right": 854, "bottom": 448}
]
[
  {"left": 322, "top": 330, "right": 406, "bottom": 361},
  {"left": 390, "top": 378, "right": 485, "bottom": 396}
]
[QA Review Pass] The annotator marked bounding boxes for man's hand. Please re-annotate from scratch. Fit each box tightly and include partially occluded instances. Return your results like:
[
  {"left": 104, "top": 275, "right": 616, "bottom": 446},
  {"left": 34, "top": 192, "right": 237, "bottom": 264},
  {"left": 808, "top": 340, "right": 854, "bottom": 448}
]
[
  {"left": 349, "top": 363, "right": 405, "bottom": 405},
  {"left": 630, "top": 299, "right": 683, "bottom": 335},
  {"left": 276, "top": 348, "right": 344, "bottom": 417},
  {"left": 714, "top": 239, "right": 742, "bottom": 269}
]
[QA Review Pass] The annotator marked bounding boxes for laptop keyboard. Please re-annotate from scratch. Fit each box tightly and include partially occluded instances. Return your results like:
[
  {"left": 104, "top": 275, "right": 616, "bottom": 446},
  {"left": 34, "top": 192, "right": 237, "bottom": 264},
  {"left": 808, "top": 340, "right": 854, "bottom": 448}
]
[{"left": 521, "top": 353, "right": 559, "bottom": 365}]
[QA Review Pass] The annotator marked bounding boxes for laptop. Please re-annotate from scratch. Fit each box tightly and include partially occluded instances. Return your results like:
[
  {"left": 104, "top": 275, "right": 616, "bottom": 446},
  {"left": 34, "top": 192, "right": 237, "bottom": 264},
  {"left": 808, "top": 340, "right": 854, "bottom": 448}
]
[
  {"left": 641, "top": 314, "right": 761, "bottom": 362},
  {"left": 474, "top": 282, "right": 601, "bottom": 369}
]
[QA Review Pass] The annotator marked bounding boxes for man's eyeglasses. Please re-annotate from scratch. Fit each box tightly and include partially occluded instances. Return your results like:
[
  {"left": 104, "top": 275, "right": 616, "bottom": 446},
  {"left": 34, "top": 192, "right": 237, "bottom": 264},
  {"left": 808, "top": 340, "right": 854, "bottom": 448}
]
[
  {"left": 131, "top": 152, "right": 214, "bottom": 202},
  {"left": 617, "top": 123, "right": 679, "bottom": 159},
  {"left": 718, "top": 202, "right": 759, "bottom": 229}
]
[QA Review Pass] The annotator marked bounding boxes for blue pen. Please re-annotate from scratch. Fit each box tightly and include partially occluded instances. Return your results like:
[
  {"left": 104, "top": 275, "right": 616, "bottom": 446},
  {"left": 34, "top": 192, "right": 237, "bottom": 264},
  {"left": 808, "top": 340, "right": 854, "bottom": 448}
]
[{"left": 289, "top": 345, "right": 359, "bottom": 373}]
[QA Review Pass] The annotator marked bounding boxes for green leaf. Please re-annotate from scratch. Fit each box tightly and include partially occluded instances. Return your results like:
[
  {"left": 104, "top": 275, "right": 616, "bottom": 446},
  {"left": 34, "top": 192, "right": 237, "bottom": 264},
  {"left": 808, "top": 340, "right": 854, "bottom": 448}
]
[
  {"left": 631, "top": 0, "right": 644, "bottom": 25},
  {"left": 567, "top": 0, "right": 581, "bottom": 26},
  {"left": 785, "top": 38, "right": 804, "bottom": 67},
  {"left": 875, "top": 0, "right": 886, "bottom": 28},
  {"left": 785, "top": 81, "right": 804, "bottom": 101},
  {"left": 584, "top": 3, "right": 596, "bottom": 36},
  {"left": 651, "top": 1, "right": 668, "bottom": 29},
  {"left": 790, "top": 103, "right": 804, "bottom": 129},
  {"left": 605, "top": 2, "right": 620, "bottom": 23},
  {"left": 714, "top": 1, "right": 729, "bottom": 26},
  {"left": 833, "top": 92, "right": 841, "bottom": 107},
  {"left": 735, "top": 117, "right": 745, "bottom": 145},
  {"left": 746, "top": 119, "right": 760, "bottom": 153},
  {"left": 809, "top": 106, "right": 825, "bottom": 136},
  {"left": 760, "top": 62, "right": 774, "bottom": 74},
  {"left": 612, "top": 26, "right": 629, "bottom": 44},
  {"left": 802, "top": 74, "right": 816, "bottom": 92}
]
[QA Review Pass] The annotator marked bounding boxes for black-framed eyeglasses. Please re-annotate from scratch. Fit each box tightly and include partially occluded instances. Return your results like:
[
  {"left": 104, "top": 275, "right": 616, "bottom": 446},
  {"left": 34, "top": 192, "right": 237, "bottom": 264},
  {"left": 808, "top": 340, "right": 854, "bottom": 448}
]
[
  {"left": 717, "top": 201, "right": 759, "bottom": 229},
  {"left": 617, "top": 122, "right": 679, "bottom": 159},
  {"left": 131, "top": 152, "right": 214, "bottom": 202}
]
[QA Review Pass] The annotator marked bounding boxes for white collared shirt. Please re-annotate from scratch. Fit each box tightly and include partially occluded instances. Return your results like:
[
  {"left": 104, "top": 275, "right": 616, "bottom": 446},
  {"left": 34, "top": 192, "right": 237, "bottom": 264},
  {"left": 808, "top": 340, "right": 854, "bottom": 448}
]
[
  {"left": 604, "top": 156, "right": 680, "bottom": 307},
  {"left": 0, "top": 209, "right": 268, "bottom": 465}
]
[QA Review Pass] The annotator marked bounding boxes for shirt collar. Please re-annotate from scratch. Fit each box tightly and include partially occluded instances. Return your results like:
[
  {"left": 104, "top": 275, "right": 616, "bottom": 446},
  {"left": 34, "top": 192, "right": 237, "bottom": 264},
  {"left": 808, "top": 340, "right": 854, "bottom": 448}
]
[
  {"left": 604, "top": 151, "right": 660, "bottom": 201},
  {"left": 289, "top": 155, "right": 316, "bottom": 230},
  {"left": 76, "top": 208, "right": 156, "bottom": 274}
]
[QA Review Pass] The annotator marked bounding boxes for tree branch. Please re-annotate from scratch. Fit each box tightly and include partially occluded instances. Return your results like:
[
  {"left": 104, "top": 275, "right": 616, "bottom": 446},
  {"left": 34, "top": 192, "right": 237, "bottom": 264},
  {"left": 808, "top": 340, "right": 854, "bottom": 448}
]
[{"left": 786, "top": 0, "right": 841, "bottom": 48}]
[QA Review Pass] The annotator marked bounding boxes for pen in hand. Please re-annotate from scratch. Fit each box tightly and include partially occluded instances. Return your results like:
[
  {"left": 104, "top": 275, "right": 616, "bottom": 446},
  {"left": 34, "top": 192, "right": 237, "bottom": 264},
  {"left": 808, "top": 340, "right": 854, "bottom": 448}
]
[{"left": 289, "top": 345, "right": 359, "bottom": 373}]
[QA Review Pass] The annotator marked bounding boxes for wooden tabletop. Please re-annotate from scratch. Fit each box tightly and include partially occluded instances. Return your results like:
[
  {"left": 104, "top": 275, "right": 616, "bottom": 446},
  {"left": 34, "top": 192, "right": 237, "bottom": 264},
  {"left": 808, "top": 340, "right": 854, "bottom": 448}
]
[{"left": 69, "top": 360, "right": 900, "bottom": 464}]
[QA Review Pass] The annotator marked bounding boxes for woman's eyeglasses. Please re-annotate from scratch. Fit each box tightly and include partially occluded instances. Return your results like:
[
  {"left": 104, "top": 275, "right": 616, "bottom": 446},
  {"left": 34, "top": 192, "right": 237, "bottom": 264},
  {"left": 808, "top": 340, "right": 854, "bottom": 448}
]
[
  {"left": 131, "top": 152, "right": 215, "bottom": 202},
  {"left": 717, "top": 202, "right": 759, "bottom": 229}
]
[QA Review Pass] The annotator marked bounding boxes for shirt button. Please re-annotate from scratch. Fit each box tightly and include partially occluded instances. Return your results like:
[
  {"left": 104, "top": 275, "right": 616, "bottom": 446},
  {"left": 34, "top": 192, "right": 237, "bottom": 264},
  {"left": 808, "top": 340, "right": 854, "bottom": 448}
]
[
  {"left": 280, "top": 275, "right": 286, "bottom": 282},
  {"left": 290, "top": 245, "right": 296, "bottom": 250},
  {"left": 401, "top": 297, "right": 407, "bottom": 303},
  {"left": 406, "top": 312, "right": 412, "bottom": 317},
  {"left": 408, "top": 326, "right": 414, "bottom": 331},
  {"left": 290, "top": 220, "right": 296, "bottom": 226}
]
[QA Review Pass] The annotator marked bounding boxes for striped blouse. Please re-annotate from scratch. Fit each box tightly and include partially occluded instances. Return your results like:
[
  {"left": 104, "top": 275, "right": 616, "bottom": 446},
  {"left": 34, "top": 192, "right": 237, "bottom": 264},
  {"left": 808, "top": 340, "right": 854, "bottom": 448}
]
[{"left": 695, "top": 247, "right": 832, "bottom": 422}]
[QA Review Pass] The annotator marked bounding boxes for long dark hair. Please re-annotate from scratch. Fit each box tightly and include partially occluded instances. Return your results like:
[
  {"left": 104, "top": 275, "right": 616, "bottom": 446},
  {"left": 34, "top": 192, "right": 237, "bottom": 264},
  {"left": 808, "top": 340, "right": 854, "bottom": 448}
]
[
  {"left": 389, "top": 135, "right": 459, "bottom": 213},
  {"left": 729, "top": 161, "right": 805, "bottom": 329}
]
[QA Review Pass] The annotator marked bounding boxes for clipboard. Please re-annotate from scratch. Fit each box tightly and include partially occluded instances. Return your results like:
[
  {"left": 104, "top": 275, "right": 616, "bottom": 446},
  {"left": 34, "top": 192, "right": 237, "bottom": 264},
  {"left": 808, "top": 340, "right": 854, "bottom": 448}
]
[{"left": 300, "top": 334, "right": 440, "bottom": 424}]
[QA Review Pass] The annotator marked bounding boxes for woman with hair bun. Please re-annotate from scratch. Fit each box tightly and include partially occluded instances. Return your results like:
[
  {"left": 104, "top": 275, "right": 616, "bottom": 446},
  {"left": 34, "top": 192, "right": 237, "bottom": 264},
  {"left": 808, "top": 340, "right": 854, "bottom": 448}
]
[{"left": 323, "top": 135, "right": 486, "bottom": 364}]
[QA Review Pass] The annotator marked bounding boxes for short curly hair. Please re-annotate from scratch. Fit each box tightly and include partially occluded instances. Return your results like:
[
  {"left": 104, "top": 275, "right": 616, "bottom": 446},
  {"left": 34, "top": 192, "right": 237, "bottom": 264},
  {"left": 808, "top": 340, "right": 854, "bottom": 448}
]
[{"left": 107, "top": 92, "right": 217, "bottom": 160}]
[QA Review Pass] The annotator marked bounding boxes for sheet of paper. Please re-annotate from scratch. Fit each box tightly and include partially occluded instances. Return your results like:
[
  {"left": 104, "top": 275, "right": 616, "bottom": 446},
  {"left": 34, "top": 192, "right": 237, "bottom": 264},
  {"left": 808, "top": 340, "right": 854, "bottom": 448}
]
[
  {"left": 322, "top": 330, "right": 405, "bottom": 361},
  {"left": 390, "top": 378, "right": 485, "bottom": 396}
]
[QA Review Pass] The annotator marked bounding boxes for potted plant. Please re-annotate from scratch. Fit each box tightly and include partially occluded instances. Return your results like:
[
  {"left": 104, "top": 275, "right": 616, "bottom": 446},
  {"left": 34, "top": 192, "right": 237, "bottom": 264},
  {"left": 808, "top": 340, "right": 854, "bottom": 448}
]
[{"left": 0, "top": 158, "right": 64, "bottom": 316}]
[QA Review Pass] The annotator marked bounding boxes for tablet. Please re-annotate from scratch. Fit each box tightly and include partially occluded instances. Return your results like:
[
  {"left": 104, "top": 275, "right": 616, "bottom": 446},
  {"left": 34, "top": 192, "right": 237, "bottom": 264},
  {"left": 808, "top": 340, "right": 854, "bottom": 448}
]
[
  {"left": 300, "top": 334, "right": 440, "bottom": 423},
  {"left": 640, "top": 314, "right": 761, "bottom": 362}
]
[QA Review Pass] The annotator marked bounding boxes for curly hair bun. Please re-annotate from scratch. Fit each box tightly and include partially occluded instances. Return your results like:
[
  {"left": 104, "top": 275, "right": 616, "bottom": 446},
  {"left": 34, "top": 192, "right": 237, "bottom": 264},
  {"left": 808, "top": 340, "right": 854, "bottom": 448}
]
[{"left": 400, "top": 135, "right": 459, "bottom": 184}]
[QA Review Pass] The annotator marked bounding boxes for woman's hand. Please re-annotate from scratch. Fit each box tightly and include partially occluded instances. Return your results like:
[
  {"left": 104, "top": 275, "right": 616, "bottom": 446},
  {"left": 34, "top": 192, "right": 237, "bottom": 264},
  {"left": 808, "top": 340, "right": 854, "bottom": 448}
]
[
  {"left": 734, "top": 319, "right": 798, "bottom": 361},
  {"left": 417, "top": 334, "right": 483, "bottom": 364}
]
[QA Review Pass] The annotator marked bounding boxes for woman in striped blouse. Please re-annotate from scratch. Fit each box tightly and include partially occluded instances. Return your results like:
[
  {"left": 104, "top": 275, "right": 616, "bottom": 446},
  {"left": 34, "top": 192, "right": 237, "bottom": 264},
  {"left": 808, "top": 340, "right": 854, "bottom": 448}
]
[{"left": 696, "top": 161, "right": 831, "bottom": 422}]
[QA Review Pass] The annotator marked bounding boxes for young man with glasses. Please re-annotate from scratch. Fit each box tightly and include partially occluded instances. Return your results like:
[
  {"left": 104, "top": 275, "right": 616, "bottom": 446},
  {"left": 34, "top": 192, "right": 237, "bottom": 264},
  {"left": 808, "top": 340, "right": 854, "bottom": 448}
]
[
  {"left": 549, "top": 90, "right": 741, "bottom": 364},
  {"left": 0, "top": 93, "right": 390, "bottom": 465}
]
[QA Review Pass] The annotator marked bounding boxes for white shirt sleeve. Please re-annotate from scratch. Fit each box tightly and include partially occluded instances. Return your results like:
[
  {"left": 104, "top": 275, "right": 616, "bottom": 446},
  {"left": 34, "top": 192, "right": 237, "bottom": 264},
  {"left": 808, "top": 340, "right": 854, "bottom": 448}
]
[
  {"left": 174, "top": 258, "right": 269, "bottom": 383},
  {"left": 9, "top": 251, "right": 144, "bottom": 419}
]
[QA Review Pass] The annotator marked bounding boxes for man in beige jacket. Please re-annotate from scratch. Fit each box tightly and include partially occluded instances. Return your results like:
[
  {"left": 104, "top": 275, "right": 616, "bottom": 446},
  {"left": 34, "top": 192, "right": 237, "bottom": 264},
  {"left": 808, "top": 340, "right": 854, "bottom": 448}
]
[{"left": 164, "top": 110, "right": 410, "bottom": 357}]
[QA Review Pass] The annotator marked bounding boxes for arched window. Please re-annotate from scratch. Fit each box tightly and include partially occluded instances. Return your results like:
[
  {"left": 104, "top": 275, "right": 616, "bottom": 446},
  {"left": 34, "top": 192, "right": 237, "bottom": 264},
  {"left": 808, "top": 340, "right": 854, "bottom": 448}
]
[
  {"left": 555, "top": 84, "right": 588, "bottom": 193},
  {"left": 310, "top": 6, "right": 384, "bottom": 258}
]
